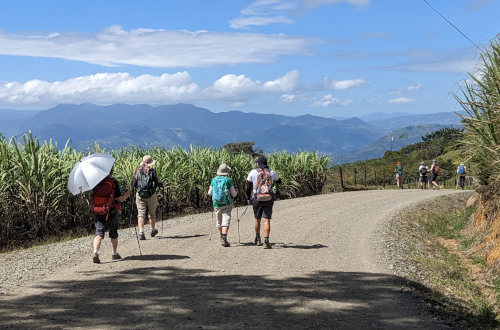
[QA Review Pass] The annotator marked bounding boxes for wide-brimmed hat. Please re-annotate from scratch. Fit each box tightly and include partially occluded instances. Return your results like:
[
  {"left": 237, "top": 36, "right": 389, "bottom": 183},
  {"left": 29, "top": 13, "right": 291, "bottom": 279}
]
[
  {"left": 141, "top": 155, "right": 156, "bottom": 167},
  {"left": 216, "top": 163, "right": 231, "bottom": 176},
  {"left": 256, "top": 156, "right": 268, "bottom": 169},
  {"left": 420, "top": 161, "right": 425, "bottom": 165}
]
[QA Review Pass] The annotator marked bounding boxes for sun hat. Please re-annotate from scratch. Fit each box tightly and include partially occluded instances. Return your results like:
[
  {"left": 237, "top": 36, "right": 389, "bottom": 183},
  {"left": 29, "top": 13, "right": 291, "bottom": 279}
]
[
  {"left": 420, "top": 161, "right": 425, "bottom": 165},
  {"left": 397, "top": 162, "right": 401, "bottom": 165},
  {"left": 460, "top": 163, "right": 464, "bottom": 166},
  {"left": 256, "top": 156, "right": 268, "bottom": 169},
  {"left": 216, "top": 163, "right": 231, "bottom": 176},
  {"left": 432, "top": 159, "right": 436, "bottom": 163},
  {"left": 141, "top": 155, "right": 156, "bottom": 167}
]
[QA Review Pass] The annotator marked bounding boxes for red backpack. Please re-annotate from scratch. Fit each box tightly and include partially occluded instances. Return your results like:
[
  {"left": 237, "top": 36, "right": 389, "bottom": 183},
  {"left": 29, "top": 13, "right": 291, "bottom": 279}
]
[
  {"left": 92, "top": 178, "right": 116, "bottom": 221},
  {"left": 254, "top": 168, "right": 273, "bottom": 202}
]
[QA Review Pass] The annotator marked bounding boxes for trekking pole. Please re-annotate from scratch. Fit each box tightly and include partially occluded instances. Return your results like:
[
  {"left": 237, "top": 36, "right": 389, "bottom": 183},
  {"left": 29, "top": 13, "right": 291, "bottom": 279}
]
[
  {"left": 237, "top": 202, "right": 250, "bottom": 244},
  {"left": 161, "top": 186, "right": 165, "bottom": 235},
  {"left": 210, "top": 209, "right": 213, "bottom": 241},
  {"left": 129, "top": 188, "right": 142, "bottom": 256},
  {"left": 236, "top": 205, "right": 240, "bottom": 244}
]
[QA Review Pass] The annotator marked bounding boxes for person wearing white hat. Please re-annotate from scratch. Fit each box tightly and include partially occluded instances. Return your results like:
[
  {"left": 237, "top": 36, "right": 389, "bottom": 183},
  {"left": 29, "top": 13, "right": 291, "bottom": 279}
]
[
  {"left": 457, "top": 163, "right": 467, "bottom": 190},
  {"left": 208, "top": 164, "right": 238, "bottom": 247}
]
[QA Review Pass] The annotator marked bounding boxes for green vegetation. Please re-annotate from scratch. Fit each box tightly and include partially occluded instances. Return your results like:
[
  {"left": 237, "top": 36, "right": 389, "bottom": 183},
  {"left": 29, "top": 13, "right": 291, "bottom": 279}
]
[
  {"left": 455, "top": 36, "right": 500, "bottom": 185},
  {"left": 0, "top": 133, "right": 328, "bottom": 252},
  {"left": 421, "top": 208, "right": 474, "bottom": 239}
]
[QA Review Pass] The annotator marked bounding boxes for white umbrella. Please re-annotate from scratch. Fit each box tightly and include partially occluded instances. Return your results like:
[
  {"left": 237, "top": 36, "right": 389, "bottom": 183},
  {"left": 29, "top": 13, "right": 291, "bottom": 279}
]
[{"left": 68, "top": 153, "right": 115, "bottom": 195}]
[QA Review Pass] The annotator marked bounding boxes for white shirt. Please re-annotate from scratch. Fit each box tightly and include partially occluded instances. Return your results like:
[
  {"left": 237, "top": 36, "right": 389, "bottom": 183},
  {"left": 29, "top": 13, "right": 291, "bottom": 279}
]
[
  {"left": 247, "top": 168, "right": 280, "bottom": 187},
  {"left": 418, "top": 165, "right": 428, "bottom": 176}
]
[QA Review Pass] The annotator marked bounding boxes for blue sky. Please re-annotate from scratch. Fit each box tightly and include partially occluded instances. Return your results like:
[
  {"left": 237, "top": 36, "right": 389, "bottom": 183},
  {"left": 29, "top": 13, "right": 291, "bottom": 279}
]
[{"left": 0, "top": 0, "right": 498, "bottom": 117}]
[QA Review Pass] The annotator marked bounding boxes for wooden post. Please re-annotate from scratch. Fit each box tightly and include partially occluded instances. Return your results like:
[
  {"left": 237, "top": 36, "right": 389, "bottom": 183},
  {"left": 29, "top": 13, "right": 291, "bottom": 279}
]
[
  {"left": 339, "top": 167, "right": 344, "bottom": 190},
  {"left": 364, "top": 169, "right": 367, "bottom": 187},
  {"left": 354, "top": 168, "right": 357, "bottom": 186},
  {"left": 374, "top": 170, "right": 377, "bottom": 186}
]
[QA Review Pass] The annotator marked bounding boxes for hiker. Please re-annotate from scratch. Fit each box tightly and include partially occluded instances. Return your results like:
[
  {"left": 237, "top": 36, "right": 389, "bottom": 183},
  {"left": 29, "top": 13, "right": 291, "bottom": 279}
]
[
  {"left": 246, "top": 156, "right": 281, "bottom": 249},
  {"left": 132, "top": 155, "right": 166, "bottom": 240},
  {"left": 394, "top": 161, "right": 403, "bottom": 189},
  {"left": 92, "top": 167, "right": 130, "bottom": 264},
  {"left": 418, "top": 161, "right": 428, "bottom": 189},
  {"left": 457, "top": 163, "right": 467, "bottom": 190},
  {"left": 429, "top": 159, "right": 439, "bottom": 190},
  {"left": 207, "top": 164, "right": 238, "bottom": 247}
]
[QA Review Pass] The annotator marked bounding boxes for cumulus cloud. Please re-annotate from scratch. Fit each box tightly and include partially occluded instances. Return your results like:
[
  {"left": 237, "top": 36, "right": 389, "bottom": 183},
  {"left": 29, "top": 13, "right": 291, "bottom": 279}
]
[
  {"left": 231, "top": 0, "right": 369, "bottom": 29},
  {"left": 312, "top": 94, "right": 352, "bottom": 107},
  {"left": 0, "top": 26, "right": 315, "bottom": 68},
  {"left": 388, "top": 82, "right": 423, "bottom": 95},
  {"left": 0, "top": 71, "right": 302, "bottom": 108},
  {"left": 407, "top": 82, "right": 422, "bottom": 91},
  {"left": 324, "top": 77, "right": 366, "bottom": 90},
  {"left": 388, "top": 97, "right": 415, "bottom": 104}
]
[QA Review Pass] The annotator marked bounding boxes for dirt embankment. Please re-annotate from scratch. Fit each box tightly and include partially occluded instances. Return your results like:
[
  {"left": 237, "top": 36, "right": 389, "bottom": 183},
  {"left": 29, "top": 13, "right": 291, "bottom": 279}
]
[{"left": 469, "top": 177, "right": 500, "bottom": 267}]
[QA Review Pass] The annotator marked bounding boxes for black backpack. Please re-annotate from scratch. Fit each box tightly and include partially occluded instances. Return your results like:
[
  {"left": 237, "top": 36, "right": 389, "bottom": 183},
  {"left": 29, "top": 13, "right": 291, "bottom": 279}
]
[{"left": 137, "top": 169, "right": 156, "bottom": 198}]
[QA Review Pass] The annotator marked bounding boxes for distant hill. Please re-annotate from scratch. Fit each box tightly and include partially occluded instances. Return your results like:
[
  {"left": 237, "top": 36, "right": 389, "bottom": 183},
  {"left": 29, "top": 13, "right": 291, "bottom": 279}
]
[
  {"left": 366, "top": 111, "right": 463, "bottom": 129},
  {"left": 0, "top": 103, "right": 461, "bottom": 162}
]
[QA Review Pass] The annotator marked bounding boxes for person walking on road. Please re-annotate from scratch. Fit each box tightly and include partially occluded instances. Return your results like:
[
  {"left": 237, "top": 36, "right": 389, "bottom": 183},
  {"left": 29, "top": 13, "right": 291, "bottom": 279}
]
[
  {"left": 418, "top": 161, "right": 428, "bottom": 189},
  {"left": 394, "top": 162, "right": 403, "bottom": 189},
  {"left": 132, "top": 155, "right": 166, "bottom": 240},
  {"left": 92, "top": 167, "right": 130, "bottom": 263},
  {"left": 457, "top": 163, "right": 467, "bottom": 190},
  {"left": 246, "top": 156, "right": 281, "bottom": 249},
  {"left": 429, "top": 159, "right": 440, "bottom": 190},
  {"left": 208, "top": 164, "right": 238, "bottom": 247}
]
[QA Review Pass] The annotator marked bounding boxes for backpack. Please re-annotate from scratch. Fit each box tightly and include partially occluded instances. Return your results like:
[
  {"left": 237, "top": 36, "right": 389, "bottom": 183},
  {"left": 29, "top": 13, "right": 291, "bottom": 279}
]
[
  {"left": 420, "top": 166, "right": 427, "bottom": 175},
  {"left": 136, "top": 168, "right": 156, "bottom": 198},
  {"left": 434, "top": 165, "right": 440, "bottom": 175},
  {"left": 396, "top": 165, "right": 403, "bottom": 175},
  {"left": 212, "top": 176, "right": 231, "bottom": 205},
  {"left": 458, "top": 165, "right": 466, "bottom": 175},
  {"left": 254, "top": 168, "right": 273, "bottom": 202},
  {"left": 92, "top": 178, "right": 115, "bottom": 221}
]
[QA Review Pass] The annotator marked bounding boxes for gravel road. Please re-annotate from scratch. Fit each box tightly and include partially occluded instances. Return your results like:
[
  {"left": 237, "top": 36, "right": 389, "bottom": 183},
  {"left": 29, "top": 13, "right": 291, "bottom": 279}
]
[{"left": 0, "top": 189, "right": 462, "bottom": 329}]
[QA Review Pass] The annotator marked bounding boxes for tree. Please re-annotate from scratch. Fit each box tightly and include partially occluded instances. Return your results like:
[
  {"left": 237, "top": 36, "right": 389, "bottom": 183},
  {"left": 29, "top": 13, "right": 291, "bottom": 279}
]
[
  {"left": 454, "top": 36, "right": 500, "bottom": 184},
  {"left": 222, "top": 141, "right": 263, "bottom": 157}
]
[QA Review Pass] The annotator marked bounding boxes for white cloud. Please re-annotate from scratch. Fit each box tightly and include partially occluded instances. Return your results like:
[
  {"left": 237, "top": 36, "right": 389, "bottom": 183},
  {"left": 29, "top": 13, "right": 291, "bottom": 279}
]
[
  {"left": 312, "top": 94, "right": 352, "bottom": 107},
  {"left": 281, "top": 94, "right": 296, "bottom": 102},
  {"left": 0, "top": 26, "right": 315, "bottom": 68},
  {"left": 407, "top": 82, "right": 422, "bottom": 91},
  {"left": 0, "top": 71, "right": 302, "bottom": 108},
  {"left": 388, "top": 97, "right": 415, "bottom": 104},
  {"left": 324, "top": 77, "right": 366, "bottom": 90},
  {"left": 231, "top": 0, "right": 369, "bottom": 29}
]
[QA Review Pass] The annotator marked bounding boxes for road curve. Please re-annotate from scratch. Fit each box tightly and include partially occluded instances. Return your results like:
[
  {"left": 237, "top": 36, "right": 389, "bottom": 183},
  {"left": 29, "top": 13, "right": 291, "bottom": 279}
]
[{"left": 0, "top": 189, "right": 461, "bottom": 329}]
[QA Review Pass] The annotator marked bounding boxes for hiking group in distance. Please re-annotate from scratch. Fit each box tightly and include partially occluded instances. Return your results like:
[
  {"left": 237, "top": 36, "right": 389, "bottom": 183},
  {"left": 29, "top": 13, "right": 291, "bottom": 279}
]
[
  {"left": 90, "top": 155, "right": 468, "bottom": 263},
  {"left": 90, "top": 155, "right": 280, "bottom": 263}
]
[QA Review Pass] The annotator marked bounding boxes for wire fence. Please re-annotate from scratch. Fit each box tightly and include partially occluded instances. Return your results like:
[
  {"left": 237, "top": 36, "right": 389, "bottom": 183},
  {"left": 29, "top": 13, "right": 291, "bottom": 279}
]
[{"left": 330, "top": 167, "right": 474, "bottom": 191}]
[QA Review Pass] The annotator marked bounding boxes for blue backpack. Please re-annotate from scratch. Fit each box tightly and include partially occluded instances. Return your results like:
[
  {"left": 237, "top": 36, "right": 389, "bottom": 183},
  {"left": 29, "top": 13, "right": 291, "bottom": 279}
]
[
  {"left": 458, "top": 165, "right": 466, "bottom": 175},
  {"left": 212, "top": 176, "right": 231, "bottom": 205}
]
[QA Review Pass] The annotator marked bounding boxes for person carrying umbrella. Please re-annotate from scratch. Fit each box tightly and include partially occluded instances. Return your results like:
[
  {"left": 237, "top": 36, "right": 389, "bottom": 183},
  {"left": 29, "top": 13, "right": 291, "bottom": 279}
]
[{"left": 67, "top": 153, "right": 130, "bottom": 264}]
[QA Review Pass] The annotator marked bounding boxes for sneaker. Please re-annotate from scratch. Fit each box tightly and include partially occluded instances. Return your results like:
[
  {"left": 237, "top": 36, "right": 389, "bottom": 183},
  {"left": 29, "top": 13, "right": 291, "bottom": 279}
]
[
  {"left": 139, "top": 233, "right": 146, "bottom": 240},
  {"left": 92, "top": 253, "right": 100, "bottom": 264},
  {"left": 220, "top": 240, "right": 230, "bottom": 247},
  {"left": 264, "top": 242, "right": 272, "bottom": 249},
  {"left": 255, "top": 237, "right": 263, "bottom": 246},
  {"left": 151, "top": 228, "right": 158, "bottom": 237},
  {"left": 112, "top": 253, "right": 122, "bottom": 260}
]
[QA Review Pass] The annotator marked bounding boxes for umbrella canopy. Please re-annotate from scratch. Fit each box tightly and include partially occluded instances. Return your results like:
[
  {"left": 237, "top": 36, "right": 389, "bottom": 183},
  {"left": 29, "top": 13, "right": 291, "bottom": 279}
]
[{"left": 68, "top": 153, "right": 115, "bottom": 195}]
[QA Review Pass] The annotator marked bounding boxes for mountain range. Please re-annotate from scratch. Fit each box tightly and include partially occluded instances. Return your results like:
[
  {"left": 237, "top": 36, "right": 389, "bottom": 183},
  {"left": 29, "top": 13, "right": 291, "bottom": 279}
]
[{"left": 0, "top": 103, "right": 462, "bottom": 164}]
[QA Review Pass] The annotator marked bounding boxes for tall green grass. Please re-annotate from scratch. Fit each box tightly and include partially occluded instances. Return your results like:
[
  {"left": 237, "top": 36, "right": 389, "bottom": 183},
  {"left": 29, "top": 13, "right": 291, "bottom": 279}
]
[{"left": 0, "top": 133, "right": 329, "bottom": 251}]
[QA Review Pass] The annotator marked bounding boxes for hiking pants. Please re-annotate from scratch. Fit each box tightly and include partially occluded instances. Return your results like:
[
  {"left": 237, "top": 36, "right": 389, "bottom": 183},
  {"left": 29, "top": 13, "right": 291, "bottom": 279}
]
[
  {"left": 214, "top": 205, "right": 232, "bottom": 228},
  {"left": 136, "top": 192, "right": 158, "bottom": 219},
  {"left": 459, "top": 176, "right": 466, "bottom": 189}
]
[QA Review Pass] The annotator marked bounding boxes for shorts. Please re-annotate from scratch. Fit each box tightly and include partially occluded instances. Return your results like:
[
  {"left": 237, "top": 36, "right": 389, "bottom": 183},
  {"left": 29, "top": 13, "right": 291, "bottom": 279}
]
[
  {"left": 252, "top": 199, "right": 274, "bottom": 220},
  {"left": 215, "top": 205, "right": 232, "bottom": 227},
  {"left": 419, "top": 176, "right": 427, "bottom": 183},
  {"left": 431, "top": 174, "right": 438, "bottom": 182},
  {"left": 136, "top": 192, "right": 158, "bottom": 219},
  {"left": 94, "top": 211, "right": 119, "bottom": 239}
]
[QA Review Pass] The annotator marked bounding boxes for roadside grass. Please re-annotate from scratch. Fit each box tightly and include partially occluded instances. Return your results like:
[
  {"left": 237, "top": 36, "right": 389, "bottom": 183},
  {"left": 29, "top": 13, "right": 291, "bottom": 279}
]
[{"left": 387, "top": 193, "right": 500, "bottom": 327}]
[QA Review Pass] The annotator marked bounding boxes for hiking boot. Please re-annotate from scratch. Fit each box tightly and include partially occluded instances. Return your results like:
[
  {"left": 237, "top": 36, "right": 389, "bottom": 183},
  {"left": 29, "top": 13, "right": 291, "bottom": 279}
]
[
  {"left": 264, "top": 242, "right": 272, "bottom": 249},
  {"left": 139, "top": 233, "right": 146, "bottom": 240},
  {"left": 92, "top": 253, "right": 100, "bottom": 264},
  {"left": 255, "top": 237, "right": 263, "bottom": 246},
  {"left": 112, "top": 253, "right": 122, "bottom": 260},
  {"left": 220, "top": 239, "right": 230, "bottom": 247},
  {"left": 151, "top": 228, "right": 158, "bottom": 237}
]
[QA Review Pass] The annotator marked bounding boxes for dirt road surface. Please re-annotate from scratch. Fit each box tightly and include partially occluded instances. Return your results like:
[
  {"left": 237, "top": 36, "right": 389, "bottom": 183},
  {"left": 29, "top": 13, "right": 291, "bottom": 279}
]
[{"left": 0, "top": 189, "right": 462, "bottom": 329}]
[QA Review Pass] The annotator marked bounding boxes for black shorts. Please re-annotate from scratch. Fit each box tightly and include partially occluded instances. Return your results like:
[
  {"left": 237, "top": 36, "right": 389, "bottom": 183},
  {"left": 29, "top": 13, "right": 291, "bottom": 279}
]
[
  {"left": 432, "top": 174, "right": 438, "bottom": 182},
  {"left": 252, "top": 199, "right": 274, "bottom": 220},
  {"left": 419, "top": 176, "right": 427, "bottom": 183},
  {"left": 94, "top": 211, "right": 119, "bottom": 239}
]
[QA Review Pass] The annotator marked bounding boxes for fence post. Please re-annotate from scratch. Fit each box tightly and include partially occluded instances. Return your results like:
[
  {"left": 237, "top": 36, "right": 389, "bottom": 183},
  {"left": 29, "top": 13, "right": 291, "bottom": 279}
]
[
  {"left": 354, "top": 168, "right": 357, "bottom": 186},
  {"left": 383, "top": 172, "right": 386, "bottom": 188},
  {"left": 364, "top": 169, "right": 367, "bottom": 187},
  {"left": 339, "top": 166, "right": 344, "bottom": 190},
  {"left": 374, "top": 171, "right": 377, "bottom": 187}
]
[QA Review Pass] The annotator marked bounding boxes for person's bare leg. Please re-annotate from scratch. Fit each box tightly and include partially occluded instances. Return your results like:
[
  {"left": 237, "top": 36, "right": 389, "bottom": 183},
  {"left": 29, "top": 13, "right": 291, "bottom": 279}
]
[
  {"left": 254, "top": 219, "right": 262, "bottom": 245},
  {"left": 263, "top": 218, "right": 271, "bottom": 248},
  {"left": 111, "top": 238, "right": 118, "bottom": 253},
  {"left": 93, "top": 235, "right": 102, "bottom": 252},
  {"left": 150, "top": 218, "right": 156, "bottom": 230}
]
